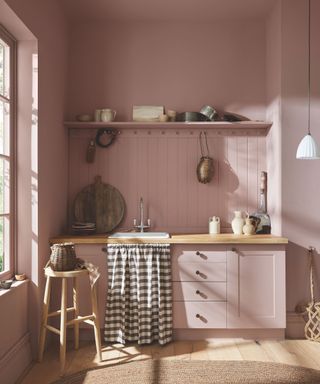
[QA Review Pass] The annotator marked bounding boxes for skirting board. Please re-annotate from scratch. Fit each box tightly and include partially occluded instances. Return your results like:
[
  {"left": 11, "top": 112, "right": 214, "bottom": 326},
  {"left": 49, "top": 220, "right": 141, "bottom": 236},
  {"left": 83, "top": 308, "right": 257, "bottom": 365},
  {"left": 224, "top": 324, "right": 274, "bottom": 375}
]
[
  {"left": 285, "top": 311, "right": 306, "bottom": 339},
  {"left": 0, "top": 332, "right": 32, "bottom": 384},
  {"left": 72, "top": 328, "right": 285, "bottom": 341},
  {"left": 173, "top": 329, "right": 285, "bottom": 340}
]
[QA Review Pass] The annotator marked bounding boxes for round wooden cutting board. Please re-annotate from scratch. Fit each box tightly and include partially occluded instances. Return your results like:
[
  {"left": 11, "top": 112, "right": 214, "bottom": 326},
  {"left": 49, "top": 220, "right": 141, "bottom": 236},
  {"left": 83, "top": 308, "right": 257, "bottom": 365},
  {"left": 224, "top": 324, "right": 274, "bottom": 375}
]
[{"left": 73, "top": 176, "right": 125, "bottom": 233}]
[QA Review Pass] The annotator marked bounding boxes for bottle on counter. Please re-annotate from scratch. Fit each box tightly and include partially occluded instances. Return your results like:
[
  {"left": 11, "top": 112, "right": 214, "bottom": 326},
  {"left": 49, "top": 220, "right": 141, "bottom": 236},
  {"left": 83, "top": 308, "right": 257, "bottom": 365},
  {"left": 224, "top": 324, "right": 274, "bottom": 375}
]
[
  {"left": 250, "top": 171, "right": 271, "bottom": 234},
  {"left": 209, "top": 216, "right": 220, "bottom": 234},
  {"left": 231, "top": 211, "right": 244, "bottom": 235}
]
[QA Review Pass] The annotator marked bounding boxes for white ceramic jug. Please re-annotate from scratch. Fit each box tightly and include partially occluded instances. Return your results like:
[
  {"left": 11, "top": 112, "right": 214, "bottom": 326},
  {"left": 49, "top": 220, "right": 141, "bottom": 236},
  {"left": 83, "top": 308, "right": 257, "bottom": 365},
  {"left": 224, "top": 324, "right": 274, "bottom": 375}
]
[
  {"left": 243, "top": 217, "right": 256, "bottom": 235},
  {"left": 209, "top": 216, "right": 220, "bottom": 234},
  {"left": 101, "top": 109, "right": 116, "bottom": 122},
  {"left": 231, "top": 211, "right": 244, "bottom": 235}
]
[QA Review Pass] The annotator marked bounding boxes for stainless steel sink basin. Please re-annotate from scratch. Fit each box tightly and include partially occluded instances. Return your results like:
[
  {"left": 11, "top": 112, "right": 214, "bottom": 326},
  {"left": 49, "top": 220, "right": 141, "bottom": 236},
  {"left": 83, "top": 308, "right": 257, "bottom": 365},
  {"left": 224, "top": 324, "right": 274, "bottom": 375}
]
[{"left": 109, "top": 232, "right": 170, "bottom": 239}]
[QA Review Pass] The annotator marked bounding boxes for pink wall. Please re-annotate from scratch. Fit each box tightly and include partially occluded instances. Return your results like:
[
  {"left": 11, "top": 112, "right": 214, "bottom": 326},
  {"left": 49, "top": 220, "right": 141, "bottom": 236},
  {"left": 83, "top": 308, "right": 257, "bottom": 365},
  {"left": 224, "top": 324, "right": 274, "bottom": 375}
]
[
  {"left": 66, "top": 19, "right": 269, "bottom": 233},
  {"left": 66, "top": 20, "right": 266, "bottom": 121},
  {"left": 0, "top": 2, "right": 36, "bottom": 382},
  {"left": 0, "top": 282, "right": 31, "bottom": 384},
  {"left": 3, "top": 0, "right": 69, "bottom": 362},
  {"left": 266, "top": 0, "right": 282, "bottom": 236},
  {"left": 281, "top": 0, "right": 320, "bottom": 311}
]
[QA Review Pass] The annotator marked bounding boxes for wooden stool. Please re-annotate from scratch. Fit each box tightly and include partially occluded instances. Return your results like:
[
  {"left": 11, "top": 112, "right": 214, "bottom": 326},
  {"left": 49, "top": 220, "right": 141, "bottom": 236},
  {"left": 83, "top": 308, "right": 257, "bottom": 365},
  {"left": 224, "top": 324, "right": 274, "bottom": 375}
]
[{"left": 38, "top": 267, "right": 102, "bottom": 374}]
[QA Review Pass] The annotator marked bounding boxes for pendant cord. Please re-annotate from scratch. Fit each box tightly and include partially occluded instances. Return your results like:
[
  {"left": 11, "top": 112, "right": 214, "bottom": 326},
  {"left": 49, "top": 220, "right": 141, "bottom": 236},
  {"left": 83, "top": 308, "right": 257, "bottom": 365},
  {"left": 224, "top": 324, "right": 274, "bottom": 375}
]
[{"left": 308, "top": 0, "right": 311, "bottom": 135}]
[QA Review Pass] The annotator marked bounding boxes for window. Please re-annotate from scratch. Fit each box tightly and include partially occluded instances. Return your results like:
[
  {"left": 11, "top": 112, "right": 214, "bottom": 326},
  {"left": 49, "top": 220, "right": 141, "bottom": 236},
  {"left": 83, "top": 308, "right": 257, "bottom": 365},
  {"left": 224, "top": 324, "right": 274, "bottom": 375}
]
[{"left": 0, "top": 25, "right": 16, "bottom": 278}]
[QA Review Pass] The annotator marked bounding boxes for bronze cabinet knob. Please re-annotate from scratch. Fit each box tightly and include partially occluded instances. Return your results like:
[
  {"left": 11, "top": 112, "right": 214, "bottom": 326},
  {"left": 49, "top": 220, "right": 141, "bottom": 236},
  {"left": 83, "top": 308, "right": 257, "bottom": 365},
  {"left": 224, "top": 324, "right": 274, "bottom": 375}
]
[
  {"left": 196, "top": 270, "right": 200, "bottom": 275},
  {"left": 196, "top": 251, "right": 200, "bottom": 256},
  {"left": 196, "top": 290, "right": 201, "bottom": 295},
  {"left": 231, "top": 247, "right": 237, "bottom": 253},
  {"left": 196, "top": 314, "right": 200, "bottom": 318}
]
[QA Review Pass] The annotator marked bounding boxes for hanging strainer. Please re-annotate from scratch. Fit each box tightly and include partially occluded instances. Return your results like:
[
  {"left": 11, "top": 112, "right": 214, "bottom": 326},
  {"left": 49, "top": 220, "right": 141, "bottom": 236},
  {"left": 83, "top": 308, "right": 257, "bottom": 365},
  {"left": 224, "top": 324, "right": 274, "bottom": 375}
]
[{"left": 196, "top": 131, "right": 214, "bottom": 184}]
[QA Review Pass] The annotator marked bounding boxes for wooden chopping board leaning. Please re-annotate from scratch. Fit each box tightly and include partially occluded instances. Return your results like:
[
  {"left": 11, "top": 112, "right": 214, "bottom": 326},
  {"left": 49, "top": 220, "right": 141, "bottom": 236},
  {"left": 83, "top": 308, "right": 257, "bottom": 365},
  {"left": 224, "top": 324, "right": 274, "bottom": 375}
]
[{"left": 73, "top": 175, "right": 125, "bottom": 233}]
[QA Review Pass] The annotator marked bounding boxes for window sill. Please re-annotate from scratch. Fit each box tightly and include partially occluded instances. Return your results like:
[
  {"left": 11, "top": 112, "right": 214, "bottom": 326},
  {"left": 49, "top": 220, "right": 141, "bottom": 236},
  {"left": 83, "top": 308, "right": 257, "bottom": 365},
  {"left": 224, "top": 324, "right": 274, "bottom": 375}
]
[{"left": 0, "top": 279, "right": 29, "bottom": 299}]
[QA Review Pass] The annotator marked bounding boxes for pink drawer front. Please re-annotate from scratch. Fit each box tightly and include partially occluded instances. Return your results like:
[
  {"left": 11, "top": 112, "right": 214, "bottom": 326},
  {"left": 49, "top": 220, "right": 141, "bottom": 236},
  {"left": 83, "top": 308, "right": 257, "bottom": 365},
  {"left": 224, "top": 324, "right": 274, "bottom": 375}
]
[
  {"left": 173, "top": 245, "right": 227, "bottom": 263},
  {"left": 172, "top": 262, "right": 226, "bottom": 282},
  {"left": 173, "top": 281, "right": 227, "bottom": 301},
  {"left": 173, "top": 301, "right": 227, "bottom": 328}
]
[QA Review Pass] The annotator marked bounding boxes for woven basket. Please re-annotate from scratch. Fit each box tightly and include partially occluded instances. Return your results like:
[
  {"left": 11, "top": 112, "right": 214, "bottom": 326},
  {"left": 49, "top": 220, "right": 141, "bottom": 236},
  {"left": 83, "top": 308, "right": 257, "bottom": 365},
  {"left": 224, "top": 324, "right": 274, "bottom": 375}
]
[
  {"left": 197, "top": 156, "right": 214, "bottom": 184},
  {"left": 50, "top": 242, "right": 77, "bottom": 271}
]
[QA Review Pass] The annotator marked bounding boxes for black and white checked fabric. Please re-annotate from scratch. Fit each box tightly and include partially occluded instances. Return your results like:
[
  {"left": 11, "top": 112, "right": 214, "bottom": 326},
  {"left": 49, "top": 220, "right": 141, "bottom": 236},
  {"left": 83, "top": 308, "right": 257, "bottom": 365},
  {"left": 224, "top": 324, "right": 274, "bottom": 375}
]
[{"left": 104, "top": 244, "right": 172, "bottom": 345}]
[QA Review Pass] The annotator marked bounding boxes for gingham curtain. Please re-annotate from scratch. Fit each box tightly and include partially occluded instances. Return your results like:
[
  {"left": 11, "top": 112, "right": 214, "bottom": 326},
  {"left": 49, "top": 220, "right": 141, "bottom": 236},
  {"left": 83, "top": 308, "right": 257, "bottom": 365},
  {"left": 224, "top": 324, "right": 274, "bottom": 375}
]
[{"left": 104, "top": 244, "right": 172, "bottom": 345}]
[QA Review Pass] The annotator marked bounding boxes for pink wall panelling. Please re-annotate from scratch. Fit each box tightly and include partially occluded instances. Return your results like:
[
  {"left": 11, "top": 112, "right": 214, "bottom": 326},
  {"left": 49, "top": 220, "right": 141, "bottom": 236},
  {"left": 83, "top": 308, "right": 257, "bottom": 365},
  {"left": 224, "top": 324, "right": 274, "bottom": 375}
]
[
  {"left": 66, "top": 20, "right": 266, "bottom": 122},
  {"left": 68, "top": 128, "right": 266, "bottom": 233}
]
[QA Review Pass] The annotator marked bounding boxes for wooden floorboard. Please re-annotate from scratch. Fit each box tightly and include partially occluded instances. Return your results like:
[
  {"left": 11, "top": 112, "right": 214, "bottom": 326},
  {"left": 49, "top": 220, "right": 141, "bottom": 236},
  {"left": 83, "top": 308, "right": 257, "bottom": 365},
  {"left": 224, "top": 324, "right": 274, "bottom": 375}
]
[
  {"left": 207, "top": 339, "right": 243, "bottom": 361},
  {"left": 19, "top": 339, "right": 320, "bottom": 384}
]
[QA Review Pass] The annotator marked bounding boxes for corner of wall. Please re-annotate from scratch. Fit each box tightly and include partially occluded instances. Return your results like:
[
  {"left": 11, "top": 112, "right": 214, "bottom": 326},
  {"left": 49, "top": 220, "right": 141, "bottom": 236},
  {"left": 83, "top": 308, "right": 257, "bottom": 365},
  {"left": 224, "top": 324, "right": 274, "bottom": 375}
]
[{"left": 265, "top": 0, "right": 282, "bottom": 236}]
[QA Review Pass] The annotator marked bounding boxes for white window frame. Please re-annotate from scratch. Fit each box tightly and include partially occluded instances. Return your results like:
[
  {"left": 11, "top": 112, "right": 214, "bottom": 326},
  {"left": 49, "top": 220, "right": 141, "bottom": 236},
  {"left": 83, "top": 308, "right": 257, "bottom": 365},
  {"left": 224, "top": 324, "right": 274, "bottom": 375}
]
[{"left": 0, "top": 24, "right": 17, "bottom": 280}]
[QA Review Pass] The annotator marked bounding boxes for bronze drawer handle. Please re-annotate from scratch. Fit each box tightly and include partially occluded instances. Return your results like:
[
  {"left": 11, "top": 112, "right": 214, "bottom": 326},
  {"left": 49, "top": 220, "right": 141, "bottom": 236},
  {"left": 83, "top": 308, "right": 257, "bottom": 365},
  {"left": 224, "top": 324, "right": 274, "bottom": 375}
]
[
  {"left": 196, "top": 251, "right": 208, "bottom": 260},
  {"left": 195, "top": 270, "right": 207, "bottom": 279},
  {"left": 196, "top": 313, "right": 208, "bottom": 323},
  {"left": 196, "top": 290, "right": 208, "bottom": 299}
]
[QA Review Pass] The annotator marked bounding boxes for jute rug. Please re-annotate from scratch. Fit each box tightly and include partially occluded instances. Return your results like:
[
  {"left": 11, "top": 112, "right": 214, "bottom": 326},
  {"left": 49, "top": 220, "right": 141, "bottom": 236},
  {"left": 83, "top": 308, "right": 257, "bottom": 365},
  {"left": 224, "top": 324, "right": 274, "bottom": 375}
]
[{"left": 52, "top": 360, "right": 320, "bottom": 384}]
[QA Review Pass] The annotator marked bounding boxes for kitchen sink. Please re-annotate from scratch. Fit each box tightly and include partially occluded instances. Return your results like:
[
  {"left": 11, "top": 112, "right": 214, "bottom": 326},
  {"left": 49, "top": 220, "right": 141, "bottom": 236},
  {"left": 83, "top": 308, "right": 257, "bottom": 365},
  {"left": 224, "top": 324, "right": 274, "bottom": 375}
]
[{"left": 109, "top": 232, "right": 170, "bottom": 239}]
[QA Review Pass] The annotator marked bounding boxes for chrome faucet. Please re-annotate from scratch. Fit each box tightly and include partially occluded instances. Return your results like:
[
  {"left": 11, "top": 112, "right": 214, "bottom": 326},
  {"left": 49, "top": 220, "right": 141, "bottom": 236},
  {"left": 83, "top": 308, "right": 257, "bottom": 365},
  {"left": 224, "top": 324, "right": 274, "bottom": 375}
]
[{"left": 133, "top": 197, "right": 151, "bottom": 232}]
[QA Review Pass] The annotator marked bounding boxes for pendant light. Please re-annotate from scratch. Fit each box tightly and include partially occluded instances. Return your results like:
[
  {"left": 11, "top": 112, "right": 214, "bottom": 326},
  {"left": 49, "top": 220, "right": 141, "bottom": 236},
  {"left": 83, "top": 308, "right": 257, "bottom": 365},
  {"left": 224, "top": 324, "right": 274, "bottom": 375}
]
[{"left": 296, "top": 0, "right": 320, "bottom": 159}]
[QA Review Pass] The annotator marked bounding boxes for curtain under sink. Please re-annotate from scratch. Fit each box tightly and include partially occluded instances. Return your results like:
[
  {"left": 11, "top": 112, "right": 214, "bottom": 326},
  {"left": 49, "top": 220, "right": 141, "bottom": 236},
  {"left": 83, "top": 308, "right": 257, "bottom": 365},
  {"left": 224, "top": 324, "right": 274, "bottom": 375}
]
[{"left": 104, "top": 244, "right": 172, "bottom": 345}]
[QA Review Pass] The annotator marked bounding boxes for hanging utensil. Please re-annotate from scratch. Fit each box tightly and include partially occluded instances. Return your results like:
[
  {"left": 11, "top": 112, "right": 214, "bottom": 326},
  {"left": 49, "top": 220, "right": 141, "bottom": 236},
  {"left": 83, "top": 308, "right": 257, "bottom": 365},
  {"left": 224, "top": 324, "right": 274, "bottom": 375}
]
[
  {"left": 86, "top": 138, "right": 96, "bottom": 163},
  {"left": 196, "top": 131, "right": 214, "bottom": 184},
  {"left": 95, "top": 127, "right": 118, "bottom": 148}
]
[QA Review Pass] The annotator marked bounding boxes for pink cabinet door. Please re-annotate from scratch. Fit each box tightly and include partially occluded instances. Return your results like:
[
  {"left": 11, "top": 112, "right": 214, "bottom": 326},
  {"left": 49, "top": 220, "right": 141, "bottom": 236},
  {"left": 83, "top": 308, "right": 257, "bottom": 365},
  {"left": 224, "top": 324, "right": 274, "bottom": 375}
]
[{"left": 227, "top": 245, "right": 286, "bottom": 328}]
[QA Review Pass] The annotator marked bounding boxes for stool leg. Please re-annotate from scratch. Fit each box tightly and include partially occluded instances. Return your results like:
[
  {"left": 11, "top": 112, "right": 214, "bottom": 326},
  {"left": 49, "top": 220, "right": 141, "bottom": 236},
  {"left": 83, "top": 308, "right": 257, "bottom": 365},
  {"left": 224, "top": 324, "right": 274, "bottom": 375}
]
[
  {"left": 73, "top": 277, "right": 79, "bottom": 350},
  {"left": 60, "top": 277, "right": 68, "bottom": 375},
  {"left": 91, "top": 284, "right": 102, "bottom": 361},
  {"left": 38, "top": 275, "right": 52, "bottom": 362}
]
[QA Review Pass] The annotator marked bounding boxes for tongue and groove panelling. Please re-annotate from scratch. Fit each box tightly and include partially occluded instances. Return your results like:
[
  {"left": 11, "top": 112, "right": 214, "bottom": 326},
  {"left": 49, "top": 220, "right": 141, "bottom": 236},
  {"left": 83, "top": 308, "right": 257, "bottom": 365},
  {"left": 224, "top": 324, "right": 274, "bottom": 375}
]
[{"left": 68, "top": 129, "right": 266, "bottom": 233}]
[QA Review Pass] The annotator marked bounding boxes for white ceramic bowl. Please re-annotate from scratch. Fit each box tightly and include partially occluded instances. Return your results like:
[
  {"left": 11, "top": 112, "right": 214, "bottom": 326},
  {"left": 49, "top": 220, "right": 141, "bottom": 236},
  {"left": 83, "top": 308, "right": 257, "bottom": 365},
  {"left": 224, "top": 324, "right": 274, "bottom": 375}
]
[{"left": 76, "top": 114, "right": 93, "bottom": 122}]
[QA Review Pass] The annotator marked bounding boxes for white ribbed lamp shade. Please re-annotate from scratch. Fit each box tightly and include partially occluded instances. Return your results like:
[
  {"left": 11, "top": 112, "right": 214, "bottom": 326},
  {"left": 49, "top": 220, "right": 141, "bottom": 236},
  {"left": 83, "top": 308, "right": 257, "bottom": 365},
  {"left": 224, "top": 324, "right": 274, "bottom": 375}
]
[{"left": 296, "top": 133, "right": 320, "bottom": 159}]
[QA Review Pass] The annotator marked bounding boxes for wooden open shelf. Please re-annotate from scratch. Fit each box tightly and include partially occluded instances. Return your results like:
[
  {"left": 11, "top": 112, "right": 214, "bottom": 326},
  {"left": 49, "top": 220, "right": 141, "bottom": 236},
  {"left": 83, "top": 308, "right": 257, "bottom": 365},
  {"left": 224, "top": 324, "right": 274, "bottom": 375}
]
[{"left": 65, "top": 121, "right": 272, "bottom": 135}]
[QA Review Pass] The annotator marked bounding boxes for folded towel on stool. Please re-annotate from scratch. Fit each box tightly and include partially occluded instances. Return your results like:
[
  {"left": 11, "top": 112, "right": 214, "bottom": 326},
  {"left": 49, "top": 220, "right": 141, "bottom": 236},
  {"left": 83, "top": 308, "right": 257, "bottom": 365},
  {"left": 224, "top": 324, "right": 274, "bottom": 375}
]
[{"left": 76, "top": 258, "right": 100, "bottom": 287}]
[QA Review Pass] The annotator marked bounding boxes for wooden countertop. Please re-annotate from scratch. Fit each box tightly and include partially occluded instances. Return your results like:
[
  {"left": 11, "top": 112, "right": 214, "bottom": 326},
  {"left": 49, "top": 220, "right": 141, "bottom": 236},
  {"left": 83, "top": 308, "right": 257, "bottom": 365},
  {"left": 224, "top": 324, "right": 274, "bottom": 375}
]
[{"left": 50, "top": 233, "right": 288, "bottom": 245}]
